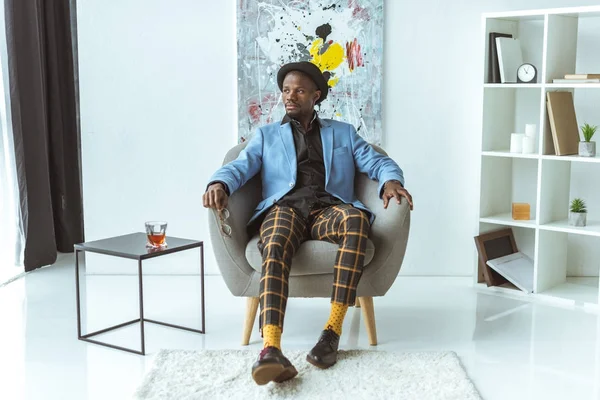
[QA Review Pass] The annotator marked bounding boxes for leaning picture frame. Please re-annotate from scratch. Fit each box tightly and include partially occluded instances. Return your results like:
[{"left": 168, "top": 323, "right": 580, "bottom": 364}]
[{"left": 474, "top": 228, "right": 517, "bottom": 287}]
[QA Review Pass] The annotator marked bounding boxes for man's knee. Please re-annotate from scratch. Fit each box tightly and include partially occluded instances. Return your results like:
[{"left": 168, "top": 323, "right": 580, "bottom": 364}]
[
  {"left": 340, "top": 207, "right": 370, "bottom": 232},
  {"left": 259, "top": 232, "right": 294, "bottom": 258}
]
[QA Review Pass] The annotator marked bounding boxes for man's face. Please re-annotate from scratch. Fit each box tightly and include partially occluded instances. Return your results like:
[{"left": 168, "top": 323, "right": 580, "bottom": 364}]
[{"left": 281, "top": 71, "right": 321, "bottom": 119}]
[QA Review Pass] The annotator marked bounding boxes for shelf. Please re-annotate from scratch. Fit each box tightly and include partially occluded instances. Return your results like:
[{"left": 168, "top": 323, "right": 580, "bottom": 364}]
[
  {"left": 482, "top": 11, "right": 546, "bottom": 21},
  {"left": 541, "top": 154, "right": 600, "bottom": 163},
  {"left": 478, "top": 6, "right": 600, "bottom": 310},
  {"left": 558, "top": 10, "right": 600, "bottom": 19},
  {"left": 483, "top": 7, "right": 600, "bottom": 20},
  {"left": 482, "top": 88, "right": 542, "bottom": 153},
  {"left": 539, "top": 219, "right": 600, "bottom": 237},
  {"left": 484, "top": 83, "right": 600, "bottom": 89},
  {"left": 482, "top": 150, "right": 539, "bottom": 159},
  {"left": 484, "top": 83, "right": 543, "bottom": 88},
  {"left": 546, "top": 83, "right": 600, "bottom": 89},
  {"left": 480, "top": 157, "right": 538, "bottom": 222},
  {"left": 480, "top": 213, "right": 536, "bottom": 228},
  {"left": 536, "top": 277, "right": 599, "bottom": 306},
  {"left": 538, "top": 160, "right": 600, "bottom": 233}
]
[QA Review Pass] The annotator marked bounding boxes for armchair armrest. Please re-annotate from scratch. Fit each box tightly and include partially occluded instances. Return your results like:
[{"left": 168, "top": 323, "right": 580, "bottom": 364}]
[
  {"left": 208, "top": 143, "right": 263, "bottom": 296},
  {"left": 355, "top": 173, "right": 411, "bottom": 294}
]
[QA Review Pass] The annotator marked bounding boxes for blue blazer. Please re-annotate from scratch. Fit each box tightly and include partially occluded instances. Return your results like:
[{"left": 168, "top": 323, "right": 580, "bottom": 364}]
[{"left": 209, "top": 118, "right": 405, "bottom": 226}]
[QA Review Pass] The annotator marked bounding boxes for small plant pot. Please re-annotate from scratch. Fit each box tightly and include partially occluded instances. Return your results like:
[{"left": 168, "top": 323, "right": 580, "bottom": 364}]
[
  {"left": 569, "top": 211, "right": 587, "bottom": 227},
  {"left": 579, "top": 141, "right": 596, "bottom": 157}
]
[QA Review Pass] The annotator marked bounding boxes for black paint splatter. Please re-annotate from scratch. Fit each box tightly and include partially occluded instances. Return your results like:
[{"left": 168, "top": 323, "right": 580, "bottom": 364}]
[{"left": 316, "top": 23, "right": 332, "bottom": 41}]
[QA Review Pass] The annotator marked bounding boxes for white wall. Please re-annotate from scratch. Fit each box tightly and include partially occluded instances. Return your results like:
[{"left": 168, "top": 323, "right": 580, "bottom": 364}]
[
  {"left": 77, "top": 0, "right": 600, "bottom": 277},
  {"left": 77, "top": 0, "right": 237, "bottom": 274},
  {"left": 384, "top": 0, "right": 600, "bottom": 277}
]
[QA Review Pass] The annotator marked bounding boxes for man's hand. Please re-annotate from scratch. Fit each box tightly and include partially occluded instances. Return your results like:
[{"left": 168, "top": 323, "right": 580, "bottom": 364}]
[
  {"left": 203, "top": 183, "right": 229, "bottom": 211},
  {"left": 382, "top": 180, "right": 413, "bottom": 210}
]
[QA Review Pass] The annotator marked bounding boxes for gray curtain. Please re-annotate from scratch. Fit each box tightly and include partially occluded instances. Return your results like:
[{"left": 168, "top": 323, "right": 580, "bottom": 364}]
[{"left": 4, "top": 0, "right": 84, "bottom": 272}]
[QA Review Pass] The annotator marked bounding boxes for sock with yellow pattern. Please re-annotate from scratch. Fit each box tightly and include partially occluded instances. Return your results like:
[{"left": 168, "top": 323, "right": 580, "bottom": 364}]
[
  {"left": 262, "top": 324, "right": 282, "bottom": 349},
  {"left": 325, "top": 302, "right": 349, "bottom": 336}
]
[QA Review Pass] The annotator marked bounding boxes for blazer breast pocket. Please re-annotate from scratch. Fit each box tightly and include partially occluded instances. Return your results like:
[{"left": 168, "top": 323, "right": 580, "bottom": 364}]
[
  {"left": 333, "top": 145, "right": 350, "bottom": 155},
  {"left": 331, "top": 145, "right": 354, "bottom": 178}
]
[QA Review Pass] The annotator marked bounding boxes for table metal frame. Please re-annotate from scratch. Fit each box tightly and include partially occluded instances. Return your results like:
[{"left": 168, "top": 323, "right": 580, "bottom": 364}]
[{"left": 74, "top": 238, "right": 204, "bottom": 355}]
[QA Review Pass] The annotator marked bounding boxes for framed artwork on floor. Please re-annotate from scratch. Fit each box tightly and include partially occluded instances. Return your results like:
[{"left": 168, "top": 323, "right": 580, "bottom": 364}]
[{"left": 474, "top": 228, "right": 517, "bottom": 287}]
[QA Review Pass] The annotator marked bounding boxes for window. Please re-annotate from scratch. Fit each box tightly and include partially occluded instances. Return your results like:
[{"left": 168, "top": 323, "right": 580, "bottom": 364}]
[{"left": 0, "top": 1, "right": 23, "bottom": 284}]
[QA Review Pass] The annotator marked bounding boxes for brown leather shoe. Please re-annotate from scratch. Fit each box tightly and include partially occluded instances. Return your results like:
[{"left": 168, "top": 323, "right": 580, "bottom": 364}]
[
  {"left": 251, "top": 347, "right": 298, "bottom": 385},
  {"left": 306, "top": 327, "right": 340, "bottom": 369}
]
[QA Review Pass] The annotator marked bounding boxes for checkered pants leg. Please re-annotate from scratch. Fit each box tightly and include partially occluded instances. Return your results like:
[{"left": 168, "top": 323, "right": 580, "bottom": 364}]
[
  {"left": 310, "top": 204, "right": 371, "bottom": 306},
  {"left": 257, "top": 206, "right": 308, "bottom": 334}
]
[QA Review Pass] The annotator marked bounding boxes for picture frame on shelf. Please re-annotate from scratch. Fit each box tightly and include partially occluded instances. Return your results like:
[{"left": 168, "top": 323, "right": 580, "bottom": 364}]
[{"left": 474, "top": 228, "right": 517, "bottom": 287}]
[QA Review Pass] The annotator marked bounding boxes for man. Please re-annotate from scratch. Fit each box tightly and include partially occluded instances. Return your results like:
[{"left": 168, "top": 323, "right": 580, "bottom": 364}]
[{"left": 203, "top": 61, "right": 412, "bottom": 385}]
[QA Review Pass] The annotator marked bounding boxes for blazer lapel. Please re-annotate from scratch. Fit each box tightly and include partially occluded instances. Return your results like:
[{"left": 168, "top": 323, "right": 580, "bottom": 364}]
[
  {"left": 320, "top": 120, "right": 333, "bottom": 185},
  {"left": 280, "top": 123, "right": 297, "bottom": 177}
]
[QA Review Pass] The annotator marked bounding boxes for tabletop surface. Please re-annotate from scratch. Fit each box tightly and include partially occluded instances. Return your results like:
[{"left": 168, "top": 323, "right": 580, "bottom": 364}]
[{"left": 74, "top": 232, "right": 202, "bottom": 259}]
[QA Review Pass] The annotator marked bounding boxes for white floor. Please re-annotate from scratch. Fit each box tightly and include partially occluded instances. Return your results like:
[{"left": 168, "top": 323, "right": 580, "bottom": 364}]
[{"left": 1, "top": 255, "right": 600, "bottom": 400}]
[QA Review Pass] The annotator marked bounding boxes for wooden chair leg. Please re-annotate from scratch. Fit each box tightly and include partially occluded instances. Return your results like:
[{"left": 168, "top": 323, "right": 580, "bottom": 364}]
[
  {"left": 355, "top": 297, "right": 361, "bottom": 308},
  {"left": 358, "top": 296, "right": 377, "bottom": 345},
  {"left": 242, "top": 297, "right": 259, "bottom": 346}
]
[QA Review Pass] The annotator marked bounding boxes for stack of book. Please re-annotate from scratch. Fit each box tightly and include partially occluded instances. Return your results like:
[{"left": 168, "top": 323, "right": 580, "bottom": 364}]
[{"left": 553, "top": 73, "right": 600, "bottom": 83}]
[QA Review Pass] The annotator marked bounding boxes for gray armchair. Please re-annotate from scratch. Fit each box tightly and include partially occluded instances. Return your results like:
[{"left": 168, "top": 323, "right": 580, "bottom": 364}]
[{"left": 208, "top": 141, "right": 411, "bottom": 346}]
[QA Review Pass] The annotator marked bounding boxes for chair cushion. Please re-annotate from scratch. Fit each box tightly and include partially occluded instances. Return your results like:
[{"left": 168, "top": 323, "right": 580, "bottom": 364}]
[{"left": 245, "top": 236, "right": 375, "bottom": 276}]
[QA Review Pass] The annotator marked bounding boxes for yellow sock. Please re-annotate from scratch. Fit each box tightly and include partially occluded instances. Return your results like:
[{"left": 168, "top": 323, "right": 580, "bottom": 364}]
[
  {"left": 262, "top": 324, "right": 282, "bottom": 349},
  {"left": 325, "top": 302, "right": 349, "bottom": 336}
]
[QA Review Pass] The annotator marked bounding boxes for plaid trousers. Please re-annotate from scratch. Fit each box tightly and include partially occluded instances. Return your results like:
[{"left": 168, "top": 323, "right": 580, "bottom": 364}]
[{"left": 257, "top": 204, "right": 371, "bottom": 333}]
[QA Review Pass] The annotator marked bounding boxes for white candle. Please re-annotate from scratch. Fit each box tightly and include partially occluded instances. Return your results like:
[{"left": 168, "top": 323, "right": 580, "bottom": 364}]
[
  {"left": 510, "top": 133, "right": 524, "bottom": 153},
  {"left": 525, "top": 124, "right": 537, "bottom": 137},
  {"left": 522, "top": 135, "right": 535, "bottom": 154}
]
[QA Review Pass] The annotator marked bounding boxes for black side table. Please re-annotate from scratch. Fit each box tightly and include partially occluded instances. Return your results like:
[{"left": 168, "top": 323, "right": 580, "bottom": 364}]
[{"left": 74, "top": 232, "right": 204, "bottom": 355}]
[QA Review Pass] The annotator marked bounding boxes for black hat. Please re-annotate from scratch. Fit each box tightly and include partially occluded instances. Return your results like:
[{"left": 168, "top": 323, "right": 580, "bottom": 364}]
[{"left": 277, "top": 61, "right": 329, "bottom": 104}]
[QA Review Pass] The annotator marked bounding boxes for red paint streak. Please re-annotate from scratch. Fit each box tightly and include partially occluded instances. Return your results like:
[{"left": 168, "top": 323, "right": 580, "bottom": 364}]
[
  {"left": 262, "top": 93, "right": 279, "bottom": 124},
  {"left": 346, "top": 38, "right": 364, "bottom": 72},
  {"left": 248, "top": 93, "right": 283, "bottom": 127},
  {"left": 351, "top": 3, "right": 370, "bottom": 21},
  {"left": 328, "top": 40, "right": 333, "bottom": 45},
  {"left": 247, "top": 101, "right": 261, "bottom": 124}
]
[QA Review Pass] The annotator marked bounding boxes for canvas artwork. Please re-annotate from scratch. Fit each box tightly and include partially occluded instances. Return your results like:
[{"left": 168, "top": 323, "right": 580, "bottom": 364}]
[{"left": 236, "top": 0, "right": 384, "bottom": 144}]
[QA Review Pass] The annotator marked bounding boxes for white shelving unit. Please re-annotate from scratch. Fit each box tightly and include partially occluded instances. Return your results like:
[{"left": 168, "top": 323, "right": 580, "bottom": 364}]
[{"left": 476, "top": 6, "right": 600, "bottom": 309}]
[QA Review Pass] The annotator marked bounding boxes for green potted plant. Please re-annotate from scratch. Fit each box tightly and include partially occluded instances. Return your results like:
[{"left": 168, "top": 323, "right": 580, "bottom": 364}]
[
  {"left": 579, "top": 123, "right": 597, "bottom": 157},
  {"left": 569, "top": 198, "right": 587, "bottom": 227}
]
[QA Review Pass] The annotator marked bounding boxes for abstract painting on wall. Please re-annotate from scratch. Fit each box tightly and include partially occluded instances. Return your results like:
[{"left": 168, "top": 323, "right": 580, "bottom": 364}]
[{"left": 236, "top": 0, "right": 384, "bottom": 145}]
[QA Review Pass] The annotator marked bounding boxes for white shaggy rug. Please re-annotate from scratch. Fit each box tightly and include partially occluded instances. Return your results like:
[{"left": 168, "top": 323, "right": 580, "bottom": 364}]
[{"left": 133, "top": 349, "right": 481, "bottom": 400}]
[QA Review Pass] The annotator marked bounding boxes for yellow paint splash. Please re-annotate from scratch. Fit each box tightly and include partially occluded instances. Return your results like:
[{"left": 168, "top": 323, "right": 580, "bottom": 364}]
[
  {"left": 309, "top": 38, "right": 345, "bottom": 87},
  {"left": 328, "top": 76, "right": 340, "bottom": 87},
  {"left": 335, "top": 112, "right": 342, "bottom": 117}
]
